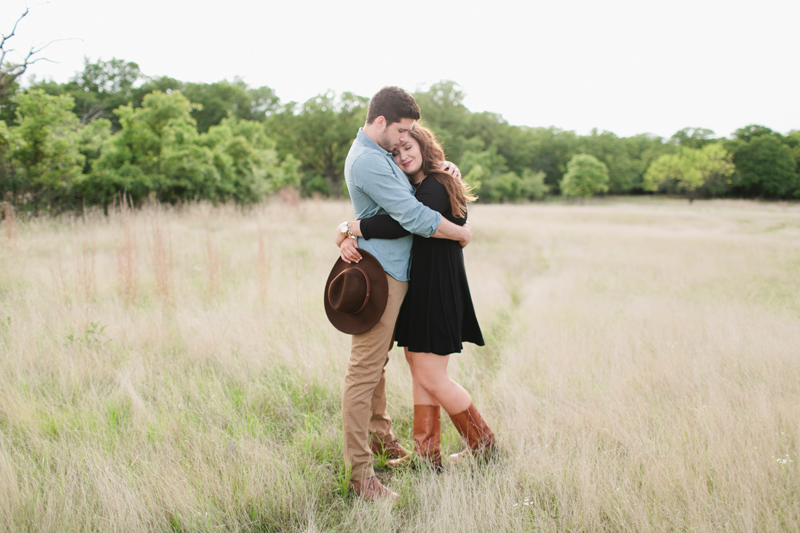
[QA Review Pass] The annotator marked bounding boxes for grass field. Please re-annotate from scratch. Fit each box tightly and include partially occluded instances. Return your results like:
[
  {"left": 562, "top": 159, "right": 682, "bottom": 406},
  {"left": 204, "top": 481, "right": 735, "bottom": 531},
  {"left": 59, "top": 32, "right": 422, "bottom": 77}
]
[{"left": 0, "top": 198, "right": 798, "bottom": 532}]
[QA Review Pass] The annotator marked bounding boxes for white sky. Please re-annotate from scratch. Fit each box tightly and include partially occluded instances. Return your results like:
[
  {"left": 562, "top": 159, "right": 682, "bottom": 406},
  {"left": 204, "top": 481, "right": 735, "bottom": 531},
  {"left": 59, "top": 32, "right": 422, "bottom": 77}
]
[{"left": 2, "top": 0, "right": 798, "bottom": 139}]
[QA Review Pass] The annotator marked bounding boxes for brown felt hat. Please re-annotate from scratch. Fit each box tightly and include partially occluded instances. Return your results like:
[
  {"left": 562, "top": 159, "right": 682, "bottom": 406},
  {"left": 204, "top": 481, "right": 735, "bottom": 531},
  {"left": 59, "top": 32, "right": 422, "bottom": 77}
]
[{"left": 324, "top": 249, "right": 388, "bottom": 335}]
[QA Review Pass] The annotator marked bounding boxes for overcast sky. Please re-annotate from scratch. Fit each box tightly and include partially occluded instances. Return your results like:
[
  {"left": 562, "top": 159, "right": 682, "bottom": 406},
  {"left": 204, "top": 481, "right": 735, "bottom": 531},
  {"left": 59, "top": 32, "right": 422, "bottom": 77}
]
[{"left": 2, "top": 0, "right": 798, "bottom": 139}]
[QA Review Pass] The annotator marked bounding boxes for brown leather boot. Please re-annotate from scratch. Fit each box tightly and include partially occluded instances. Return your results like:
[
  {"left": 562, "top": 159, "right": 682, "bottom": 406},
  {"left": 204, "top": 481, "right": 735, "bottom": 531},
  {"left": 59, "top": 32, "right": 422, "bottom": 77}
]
[
  {"left": 447, "top": 403, "right": 495, "bottom": 464},
  {"left": 349, "top": 476, "right": 401, "bottom": 503},
  {"left": 414, "top": 404, "right": 442, "bottom": 468},
  {"left": 370, "top": 435, "right": 410, "bottom": 462},
  {"left": 388, "top": 405, "right": 442, "bottom": 468}
]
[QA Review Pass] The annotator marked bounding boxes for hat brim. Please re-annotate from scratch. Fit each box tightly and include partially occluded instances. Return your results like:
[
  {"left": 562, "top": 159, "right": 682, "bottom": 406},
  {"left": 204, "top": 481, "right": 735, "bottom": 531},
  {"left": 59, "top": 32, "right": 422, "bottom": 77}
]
[{"left": 324, "top": 249, "right": 389, "bottom": 335}]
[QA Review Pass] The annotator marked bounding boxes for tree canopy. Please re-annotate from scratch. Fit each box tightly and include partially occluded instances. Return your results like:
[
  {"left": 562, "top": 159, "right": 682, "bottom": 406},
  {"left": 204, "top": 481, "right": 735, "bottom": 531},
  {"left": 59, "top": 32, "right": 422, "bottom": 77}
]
[{"left": 1, "top": 58, "right": 798, "bottom": 213}]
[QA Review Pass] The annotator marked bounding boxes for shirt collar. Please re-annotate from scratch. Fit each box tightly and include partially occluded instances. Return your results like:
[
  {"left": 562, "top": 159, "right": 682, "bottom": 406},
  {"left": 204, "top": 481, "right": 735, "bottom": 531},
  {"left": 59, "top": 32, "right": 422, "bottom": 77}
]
[{"left": 357, "top": 128, "right": 392, "bottom": 156}]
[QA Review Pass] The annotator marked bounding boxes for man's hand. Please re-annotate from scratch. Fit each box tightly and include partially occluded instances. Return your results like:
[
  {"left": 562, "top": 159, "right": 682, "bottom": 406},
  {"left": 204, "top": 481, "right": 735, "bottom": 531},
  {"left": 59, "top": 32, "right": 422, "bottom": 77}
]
[
  {"left": 440, "top": 161, "right": 461, "bottom": 180},
  {"left": 459, "top": 222, "right": 472, "bottom": 248},
  {"left": 339, "top": 237, "right": 362, "bottom": 263},
  {"left": 431, "top": 218, "right": 473, "bottom": 246}
]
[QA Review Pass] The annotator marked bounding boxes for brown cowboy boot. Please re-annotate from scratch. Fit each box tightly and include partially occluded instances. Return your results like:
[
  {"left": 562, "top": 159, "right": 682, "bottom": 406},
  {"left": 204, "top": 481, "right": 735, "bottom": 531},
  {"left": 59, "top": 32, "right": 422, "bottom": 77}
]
[
  {"left": 349, "top": 476, "right": 401, "bottom": 503},
  {"left": 387, "top": 405, "right": 441, "bottom": 468},
  {"left": 369, "top": 435, "right": 411, "bottom": 462},
  {"left": 447, "top": 403, "right": 495, "bottom": 464}
]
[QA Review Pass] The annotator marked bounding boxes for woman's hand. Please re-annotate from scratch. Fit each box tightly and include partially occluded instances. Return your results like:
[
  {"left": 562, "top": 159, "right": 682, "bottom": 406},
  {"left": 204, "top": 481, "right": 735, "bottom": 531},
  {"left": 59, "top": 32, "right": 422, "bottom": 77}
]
[
  {"left": 440, "top": 161, "right": 461, "bottom": 180},
  {"left": 339, "top": 237, "right": 362, "bottom": 264},
  {"left": 459, "top": 222, "right": 472, "bottom": 248},
  {"left": 334, "top": 224, "right": 347, "bottom": 246}
]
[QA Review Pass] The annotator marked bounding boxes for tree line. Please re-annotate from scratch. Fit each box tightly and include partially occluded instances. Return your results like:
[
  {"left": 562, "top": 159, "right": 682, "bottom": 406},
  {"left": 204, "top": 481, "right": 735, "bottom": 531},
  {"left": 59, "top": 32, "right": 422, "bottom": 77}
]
[{"left": 1, "top": 58, "right": 798, "bottom": 213}]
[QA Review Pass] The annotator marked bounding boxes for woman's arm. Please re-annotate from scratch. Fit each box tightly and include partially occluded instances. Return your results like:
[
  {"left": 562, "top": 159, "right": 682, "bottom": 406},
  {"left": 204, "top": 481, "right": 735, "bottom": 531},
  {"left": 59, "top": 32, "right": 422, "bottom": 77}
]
[
  {"left": 333, "top": 216, "right": 410, "bottom": 247},
  {"left": 359, "top": 216, "right": 410, "bottom": 240}
]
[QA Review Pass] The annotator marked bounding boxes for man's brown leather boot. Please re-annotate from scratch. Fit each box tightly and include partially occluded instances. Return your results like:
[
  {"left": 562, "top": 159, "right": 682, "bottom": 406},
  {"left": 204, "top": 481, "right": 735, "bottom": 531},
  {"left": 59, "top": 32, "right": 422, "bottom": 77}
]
[
  {"left": 348, "top": 476, "right": 401, "bottom": 503},
  {"left": 370, "top": 435, "right": 411, "bottom": 461}
]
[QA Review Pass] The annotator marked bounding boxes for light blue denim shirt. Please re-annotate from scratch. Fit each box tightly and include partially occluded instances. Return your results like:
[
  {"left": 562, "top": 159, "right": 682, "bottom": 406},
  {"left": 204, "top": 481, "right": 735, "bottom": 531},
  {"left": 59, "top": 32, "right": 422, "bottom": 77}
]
[{"left": 344, "top": 128, "right": 442, "bottom": 281}]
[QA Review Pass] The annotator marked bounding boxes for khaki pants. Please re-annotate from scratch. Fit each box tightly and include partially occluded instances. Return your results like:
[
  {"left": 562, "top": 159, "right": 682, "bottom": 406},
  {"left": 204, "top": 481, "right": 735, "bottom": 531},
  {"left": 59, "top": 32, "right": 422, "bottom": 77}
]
[{"left": 342, "top": 274, "right": 408, "bottom": 480}]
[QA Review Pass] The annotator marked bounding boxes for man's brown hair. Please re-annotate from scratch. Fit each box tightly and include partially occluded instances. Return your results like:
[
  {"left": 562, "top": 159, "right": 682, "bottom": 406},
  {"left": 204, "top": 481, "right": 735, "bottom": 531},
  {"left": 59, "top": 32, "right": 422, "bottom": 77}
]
[{"left": 366, "top": 86, "right": 421, "bottom": 126}]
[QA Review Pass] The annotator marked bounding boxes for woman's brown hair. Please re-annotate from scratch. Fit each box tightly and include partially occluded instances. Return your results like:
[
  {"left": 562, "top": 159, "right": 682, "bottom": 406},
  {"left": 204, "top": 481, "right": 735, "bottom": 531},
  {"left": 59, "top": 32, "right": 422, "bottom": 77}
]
[{"left": 407, "top": 125, "right": 477, "bottom": 219}]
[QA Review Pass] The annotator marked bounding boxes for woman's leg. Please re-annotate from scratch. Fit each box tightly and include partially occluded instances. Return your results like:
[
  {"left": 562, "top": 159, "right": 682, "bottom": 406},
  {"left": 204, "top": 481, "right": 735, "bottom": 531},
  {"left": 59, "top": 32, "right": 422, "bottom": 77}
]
[
  {"left": 405, "top": 348, "right": 440, "bottom": 407},
  {"left": 410, "top": 351, "right": 494, "bottom": 460},
  {"left": 410, "top": 352, "right": 471, "bottom": 414},
  {"left": 388, "top": 349, "right": 442, "bottom": 467}
]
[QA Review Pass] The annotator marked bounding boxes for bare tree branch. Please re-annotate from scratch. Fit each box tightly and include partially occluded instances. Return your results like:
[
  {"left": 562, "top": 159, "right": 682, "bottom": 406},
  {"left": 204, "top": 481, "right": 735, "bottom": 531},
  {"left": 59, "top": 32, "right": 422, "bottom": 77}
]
[{"left": 0, "top": 6, "right": 79, "bottom": 100}]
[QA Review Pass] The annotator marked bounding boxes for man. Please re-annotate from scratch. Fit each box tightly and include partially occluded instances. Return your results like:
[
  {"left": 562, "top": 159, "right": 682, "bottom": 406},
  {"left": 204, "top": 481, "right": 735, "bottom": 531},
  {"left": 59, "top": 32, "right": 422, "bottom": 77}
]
[{"left": 340, "top": 86, "right": 472, "bottom": 502}]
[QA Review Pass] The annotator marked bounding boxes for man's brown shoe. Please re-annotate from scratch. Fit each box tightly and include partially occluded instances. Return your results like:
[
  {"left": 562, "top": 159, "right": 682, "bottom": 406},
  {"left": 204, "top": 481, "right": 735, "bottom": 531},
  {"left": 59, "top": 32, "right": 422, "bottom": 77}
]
[
  {"left": 349, "top": 476, "right": 401, "bottom": 503},
  {"left": 370, "top": 436, "right": 410, "bottom": 461}
]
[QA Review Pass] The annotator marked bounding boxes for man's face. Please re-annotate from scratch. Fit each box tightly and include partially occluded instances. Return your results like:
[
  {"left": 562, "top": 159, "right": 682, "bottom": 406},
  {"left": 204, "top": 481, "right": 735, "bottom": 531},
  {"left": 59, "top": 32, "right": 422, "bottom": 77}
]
[{"left": 377, "top": 117, "right": 415, "bottom": 152}]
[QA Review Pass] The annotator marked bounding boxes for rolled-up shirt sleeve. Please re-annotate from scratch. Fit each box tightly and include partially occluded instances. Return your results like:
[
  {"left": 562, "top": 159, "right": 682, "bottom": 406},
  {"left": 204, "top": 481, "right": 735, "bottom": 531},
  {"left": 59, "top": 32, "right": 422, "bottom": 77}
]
[{"left": 353, "top": 154, "right": 441, "bottom": 237}]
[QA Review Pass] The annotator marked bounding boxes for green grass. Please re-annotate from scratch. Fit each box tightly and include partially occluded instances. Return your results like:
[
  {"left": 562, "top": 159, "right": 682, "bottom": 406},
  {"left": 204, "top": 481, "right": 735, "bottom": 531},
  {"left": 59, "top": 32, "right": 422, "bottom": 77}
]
[{"left": 0, "top": 198, "right": 798, "bottom": 531}]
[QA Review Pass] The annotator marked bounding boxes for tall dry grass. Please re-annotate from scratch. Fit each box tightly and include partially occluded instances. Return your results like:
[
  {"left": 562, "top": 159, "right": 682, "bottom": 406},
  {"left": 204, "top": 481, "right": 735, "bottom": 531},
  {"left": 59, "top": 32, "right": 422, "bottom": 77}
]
[
  {"left": 0, "top": 198, "right": 798, "bottom": 532},
  {"left": 2, "top": 203, "right": 16, "bottom": 244},
  {"left": 114, "top": 196, "right": 139, "bottom": 306}
]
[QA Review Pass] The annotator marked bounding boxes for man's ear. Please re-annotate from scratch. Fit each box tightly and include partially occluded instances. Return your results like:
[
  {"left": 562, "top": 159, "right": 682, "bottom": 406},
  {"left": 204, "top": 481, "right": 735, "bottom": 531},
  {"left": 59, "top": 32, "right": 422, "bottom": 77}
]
[{"left": 374, "top": 116, "right": 386, "bottom": 130}]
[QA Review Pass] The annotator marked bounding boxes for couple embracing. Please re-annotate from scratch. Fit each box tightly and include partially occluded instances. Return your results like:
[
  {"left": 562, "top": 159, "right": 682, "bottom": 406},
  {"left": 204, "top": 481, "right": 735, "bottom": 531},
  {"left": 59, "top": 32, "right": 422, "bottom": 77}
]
[{"left": 324, "top": 86, "right": 494, "bottom": 503}]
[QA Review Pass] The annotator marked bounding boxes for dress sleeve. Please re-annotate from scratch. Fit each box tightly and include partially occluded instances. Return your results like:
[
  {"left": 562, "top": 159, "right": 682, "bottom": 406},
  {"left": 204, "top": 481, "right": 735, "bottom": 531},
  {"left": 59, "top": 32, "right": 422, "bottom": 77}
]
[{"left": 360, "top": 215, "right": 411, "bottom": 240}]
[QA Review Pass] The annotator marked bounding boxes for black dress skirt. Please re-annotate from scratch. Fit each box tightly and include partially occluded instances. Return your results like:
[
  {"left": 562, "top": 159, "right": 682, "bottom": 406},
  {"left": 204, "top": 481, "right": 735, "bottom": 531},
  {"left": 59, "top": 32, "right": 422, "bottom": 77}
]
[{"left": 360, "top": 176, "right": 484, "bottom": 356}]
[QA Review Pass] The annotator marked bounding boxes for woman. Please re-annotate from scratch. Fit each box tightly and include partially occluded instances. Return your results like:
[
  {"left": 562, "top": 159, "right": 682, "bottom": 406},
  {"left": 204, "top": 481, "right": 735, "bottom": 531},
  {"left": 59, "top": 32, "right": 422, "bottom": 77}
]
[{"left": 335, "top": 125, "right": 494, "bottom": 468}]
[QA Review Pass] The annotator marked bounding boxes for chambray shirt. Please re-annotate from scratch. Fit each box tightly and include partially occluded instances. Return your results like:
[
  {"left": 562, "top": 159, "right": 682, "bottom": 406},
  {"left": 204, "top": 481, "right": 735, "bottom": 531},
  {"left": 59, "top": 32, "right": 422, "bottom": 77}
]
[{"left": 344, "top": 129, "right": 442, "bottom": 281}]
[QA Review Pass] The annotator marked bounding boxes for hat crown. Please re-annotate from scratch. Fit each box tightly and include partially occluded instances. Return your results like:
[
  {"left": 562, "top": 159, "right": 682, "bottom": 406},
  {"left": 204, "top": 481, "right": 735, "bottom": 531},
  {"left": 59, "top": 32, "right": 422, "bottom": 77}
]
[
  {"left": 324, "top": 249, "right": 388, "bottom": 335},
  {"left": 328, "top": 267, "right": 371, "bottom": 315}
]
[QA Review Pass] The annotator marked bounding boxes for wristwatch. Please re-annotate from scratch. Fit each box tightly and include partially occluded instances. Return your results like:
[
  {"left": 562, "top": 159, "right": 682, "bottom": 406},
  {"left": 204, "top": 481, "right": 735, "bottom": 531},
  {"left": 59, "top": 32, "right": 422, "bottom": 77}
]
[{"left": 338, "top": 221, "right": 352, "bottom": 238}]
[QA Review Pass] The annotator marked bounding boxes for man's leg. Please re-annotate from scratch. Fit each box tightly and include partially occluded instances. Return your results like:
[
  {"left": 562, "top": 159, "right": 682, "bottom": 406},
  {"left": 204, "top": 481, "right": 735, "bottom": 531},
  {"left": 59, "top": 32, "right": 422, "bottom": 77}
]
[
  {"left": 368, "top": 354, "right": 393, "bottom": 444},
  {"left": 342, "top": 275, "right": 408, "bottom": 481}
]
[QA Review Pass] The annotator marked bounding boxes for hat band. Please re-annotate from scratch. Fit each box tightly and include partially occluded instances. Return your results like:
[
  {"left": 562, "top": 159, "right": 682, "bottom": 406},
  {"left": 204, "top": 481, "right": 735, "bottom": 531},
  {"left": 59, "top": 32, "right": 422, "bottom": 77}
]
[{"left": 352, "top": 267, "right": 371, "bottom": 314}]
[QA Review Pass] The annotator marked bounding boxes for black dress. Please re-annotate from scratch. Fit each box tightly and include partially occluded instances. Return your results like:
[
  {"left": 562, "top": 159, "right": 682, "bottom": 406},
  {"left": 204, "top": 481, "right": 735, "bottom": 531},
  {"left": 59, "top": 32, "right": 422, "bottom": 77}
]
[{"left": 360, "top": 176, "right": 484, "bottom": 356}]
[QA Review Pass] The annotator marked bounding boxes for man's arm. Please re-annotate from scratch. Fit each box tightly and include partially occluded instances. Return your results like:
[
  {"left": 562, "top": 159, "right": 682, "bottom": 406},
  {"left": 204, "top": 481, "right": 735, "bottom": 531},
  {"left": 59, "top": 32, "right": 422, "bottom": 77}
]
[
  {"left": 353, "top": 154, "right": 473, "bottom": 243},
  {"left": 354, "top": 153, "right": 442, "bottom": 237},
  {"left": 432, "top": 219, "right": 472, "bottom": 247}
]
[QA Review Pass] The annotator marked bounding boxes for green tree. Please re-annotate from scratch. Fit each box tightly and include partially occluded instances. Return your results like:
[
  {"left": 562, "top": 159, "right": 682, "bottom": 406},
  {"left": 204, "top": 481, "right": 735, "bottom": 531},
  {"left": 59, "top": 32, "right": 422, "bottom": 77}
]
[
  {"left": 0, "top": 119, "right": 14, "bottom": 201},
  {"left": 560, "top": 154, "right": 609, "bottom": 199},
  {"left": 183, "top": 80, "right": 249, "bottom": 133},
  {"left": 509, "top": 127, "right": 579, "bottom": 193},
  {"left": 0, "top": 78, "right": 19, "bottom": 125},
  {"left": 728, "top": 134, "right": 798, "bottom": 199},
  {"left": 76, "top": 118, "right": 112, "bottom": 173},
  {"left": 670, "top": 127, "right": 716, "bottom": 149},
  {"left": 69, "top": 58, "right": 142, "bottom": 126},
  {"left": 87, "top": 90, "right": 217, "bottom": 206},
  {"left": 462, "top": 146, "right": 549, "bottom": 202},
  {"left": 268, "top": 91, "right": 367, "bottom": 196},
  {"left": 643, "top": 143, "right": 735, "bottom": 201},
  {"left": 412, "top": 81, "right": 473, "bottom": 157},
  {"left": 733, "top": 124, "right": 775, "bottom": 142},
  {"left": 578, "top": 130, "right": 639, "bottom": 193},
  {"left": 7, "top": 90, "right": 84, "bottom": 210},
  {"left": 779, "top": 130, "right": 800, "bottom": 177},
  {"left": 199, "top": 118, "right": 299, "bottom": 203},
  {"left": 461, "top": 145, "right": 507, "bottom": 198},
  {"left": 131, "top": 76, "right": 184, "bottom": 107}
]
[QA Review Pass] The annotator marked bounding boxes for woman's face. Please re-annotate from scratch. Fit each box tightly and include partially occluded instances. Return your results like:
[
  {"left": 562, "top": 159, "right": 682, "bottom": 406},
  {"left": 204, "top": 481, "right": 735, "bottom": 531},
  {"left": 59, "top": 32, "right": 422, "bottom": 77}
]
[{"left": 392, "top": 137, "right": 423, "bottom": 177}]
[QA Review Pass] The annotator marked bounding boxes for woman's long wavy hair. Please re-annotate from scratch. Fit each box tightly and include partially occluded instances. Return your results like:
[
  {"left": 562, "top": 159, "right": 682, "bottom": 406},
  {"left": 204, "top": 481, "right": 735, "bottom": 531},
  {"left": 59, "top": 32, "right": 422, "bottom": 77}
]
[{"left": 408, "top": 125, "right": 477, "bottom": 219}]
